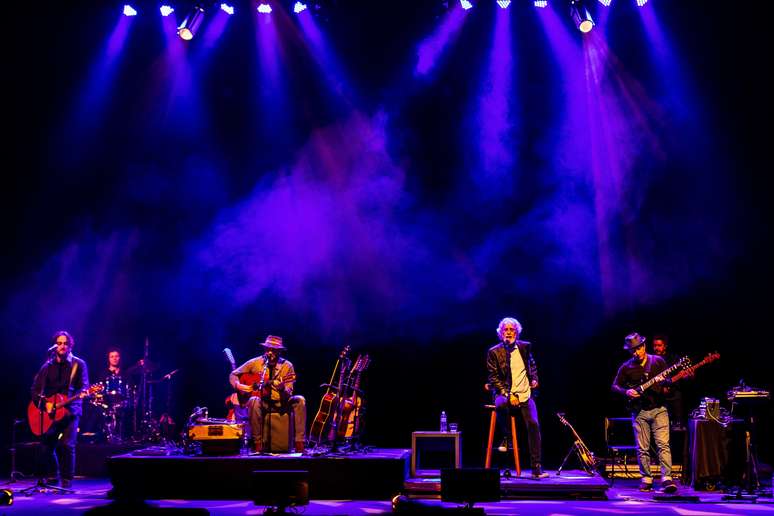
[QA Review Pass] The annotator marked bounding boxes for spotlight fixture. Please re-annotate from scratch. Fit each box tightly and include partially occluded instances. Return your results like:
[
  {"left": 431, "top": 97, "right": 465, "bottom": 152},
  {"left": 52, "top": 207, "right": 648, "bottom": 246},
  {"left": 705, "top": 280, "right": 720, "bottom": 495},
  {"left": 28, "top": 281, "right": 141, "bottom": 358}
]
[
  {"left": 460, "top": 0, "right": 473, "bottom": 10},
  {"left": 496, "top": 0, "right": 511, "bottom": 8},
  {"left": 636, "top": 0, "right": 648, "bottom": 6},
  {"left": 257, "top": 3, "right": 272, "bottom": 14},
  {"left": 177, "top": 5, "right": 204, "bottom": 40},
  {"left": 569, "top": 0, "right": 594, "bottom": 33},
  {"left": 534, "top": 0, "right": 548, "bottom": 7},
  {"left": 220, "top": 3, "right": 235, "bottom": 15},
  {"left": 160, "top": 5, "right": 174, "bottom": 17},
  {"left": 598, "top": 0, "right": 611, "bottom": 6},
  {"left": 123, "top": 5, "right": 138, "bottom": 16},
  {"left": 293, "top": 2, "right": 308, "bottom": 13}
]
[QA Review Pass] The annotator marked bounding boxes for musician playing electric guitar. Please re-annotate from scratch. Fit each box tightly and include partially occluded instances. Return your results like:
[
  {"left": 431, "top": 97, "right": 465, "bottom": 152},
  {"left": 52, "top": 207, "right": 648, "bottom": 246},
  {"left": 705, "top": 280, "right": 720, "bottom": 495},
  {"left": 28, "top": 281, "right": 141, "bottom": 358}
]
[
  {"left": 611, "top": 332, "right": 678, "bottom": 494},
  {"left": 229, "top": 335, "right": 306, "bottom": 453},
  {"left": 29, "top": 331, "right": 90, "bottom": 489}
]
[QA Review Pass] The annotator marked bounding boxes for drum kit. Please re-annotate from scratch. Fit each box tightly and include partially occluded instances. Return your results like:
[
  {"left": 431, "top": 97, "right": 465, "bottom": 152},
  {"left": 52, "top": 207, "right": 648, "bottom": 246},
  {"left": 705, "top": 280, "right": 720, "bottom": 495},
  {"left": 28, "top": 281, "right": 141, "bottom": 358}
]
[{"left": 82, "top": 338, "right": 179, "bottom": 444}]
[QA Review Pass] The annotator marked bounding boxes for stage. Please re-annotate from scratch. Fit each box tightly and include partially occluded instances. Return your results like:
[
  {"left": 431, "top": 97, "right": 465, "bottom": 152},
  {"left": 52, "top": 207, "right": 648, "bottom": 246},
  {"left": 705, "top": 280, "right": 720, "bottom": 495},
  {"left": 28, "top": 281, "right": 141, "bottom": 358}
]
[{"left": 4, "top": 476, "right": 772, "bottom": 515}]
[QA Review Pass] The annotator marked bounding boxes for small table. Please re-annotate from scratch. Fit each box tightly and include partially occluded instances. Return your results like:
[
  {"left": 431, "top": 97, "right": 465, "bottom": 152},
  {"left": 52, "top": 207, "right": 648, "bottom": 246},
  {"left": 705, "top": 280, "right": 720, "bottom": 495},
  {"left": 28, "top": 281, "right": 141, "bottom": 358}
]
[{"left": 411, "top": 431, "right": 461, "bottom": 478}]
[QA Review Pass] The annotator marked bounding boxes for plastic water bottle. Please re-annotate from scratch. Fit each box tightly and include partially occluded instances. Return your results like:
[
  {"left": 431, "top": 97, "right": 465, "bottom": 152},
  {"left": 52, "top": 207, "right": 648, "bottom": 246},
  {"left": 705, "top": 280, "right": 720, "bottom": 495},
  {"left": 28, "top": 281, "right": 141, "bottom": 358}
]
[{"left": 440, "top": 411, "right": 448, "bottom": 432}]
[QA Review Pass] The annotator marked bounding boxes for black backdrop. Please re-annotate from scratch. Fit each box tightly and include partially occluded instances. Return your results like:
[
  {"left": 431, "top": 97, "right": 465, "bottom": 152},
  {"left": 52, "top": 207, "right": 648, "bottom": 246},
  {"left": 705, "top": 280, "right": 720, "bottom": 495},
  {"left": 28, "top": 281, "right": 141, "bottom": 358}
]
[{"left": 3, "top": 0, "right": 773, "bottom": 473}]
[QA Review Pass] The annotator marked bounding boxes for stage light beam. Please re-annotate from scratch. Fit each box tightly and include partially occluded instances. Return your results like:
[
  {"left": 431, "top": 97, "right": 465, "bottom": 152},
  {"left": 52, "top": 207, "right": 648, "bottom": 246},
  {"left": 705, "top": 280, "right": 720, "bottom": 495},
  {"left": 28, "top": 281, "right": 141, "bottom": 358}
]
[
  {"left": 220, "top": 3, "right": 235, "bottom": 15},
  {"left": 460, "top": 0, "right": 473, "bottom": 10},
  {"left": 257, "top": 3, "right": 272, "bottom": 14},
  {"left": 123, "top": 5, "right": 137, "bottom": 17},
  {"left": 178, "top": 5, "right": 204, "bottom": 40},
  {"left": 160, "top": 5, "right": 174, "bottom": 17},
  {"left": 293, "top": 2, "right": 308, "bottom": 13},
  {"left": 497, "top": 0, "right": 511, "bottom": 8}
]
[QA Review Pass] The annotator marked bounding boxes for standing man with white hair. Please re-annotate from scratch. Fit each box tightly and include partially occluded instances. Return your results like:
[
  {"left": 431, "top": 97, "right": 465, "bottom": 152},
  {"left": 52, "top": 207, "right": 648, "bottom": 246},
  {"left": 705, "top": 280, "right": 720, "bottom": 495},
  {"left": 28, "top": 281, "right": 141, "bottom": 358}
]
[{"left": 486, "top": 317, "right": 548, "bottom": 479}]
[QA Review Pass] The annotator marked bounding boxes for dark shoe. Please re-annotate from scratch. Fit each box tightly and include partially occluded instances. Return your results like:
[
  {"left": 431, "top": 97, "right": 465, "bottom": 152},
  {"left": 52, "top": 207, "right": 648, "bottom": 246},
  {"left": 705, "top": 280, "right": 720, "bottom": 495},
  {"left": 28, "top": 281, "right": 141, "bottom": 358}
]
[
  {"left": 61, "top": 479, "right": 72, "bottom": 489},
  {"left": 531, "top": 464, "right": 549, "bottom": 479},
  {"left": 295, "top": 441, "right": 305, "bottom": 453},
  {"left": 639, "top": 480, "right": 653, "bottom": 491},
  {"left": 662, "top": 479, "right": 678, "bottom": 494},
  {"left": 497, "top": 438, "right": 510, "bottom": 453}
]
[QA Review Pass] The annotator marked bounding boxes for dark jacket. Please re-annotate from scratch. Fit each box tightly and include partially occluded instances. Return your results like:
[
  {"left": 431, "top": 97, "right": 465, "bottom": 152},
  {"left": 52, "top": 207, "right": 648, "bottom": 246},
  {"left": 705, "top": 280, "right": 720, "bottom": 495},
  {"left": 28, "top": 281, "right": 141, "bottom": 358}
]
[
  {"left": 486, "top": 340, "right": 539, "bottom": 398},
  {"left": 30, "top": 354, "right": 89, "bottom": 417},
  {"left": 611, "top": 354, "right": 668, "bottom": 413}
]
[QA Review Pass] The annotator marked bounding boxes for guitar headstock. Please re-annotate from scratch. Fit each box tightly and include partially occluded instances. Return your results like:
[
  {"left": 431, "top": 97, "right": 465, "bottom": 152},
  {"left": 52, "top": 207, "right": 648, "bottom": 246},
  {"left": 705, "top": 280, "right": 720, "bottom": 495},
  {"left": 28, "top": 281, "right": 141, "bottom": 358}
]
[
  {"left": 351, "top": 354, "right": 371, "bottom": 373},
  {"left": 707, "top": 352, "right": 720, "bottom": 361},
  {"left": 339, "top": 345, "right": 351, "bottom": 359},
  {"left": 223, "top": 348, "right": 236, "bottom": 368},
  {"left": 83, "top": 384, "right": 104, "bottom": 397},
  {"left": 677, "top": 356, "right": 692, "bottom": 368},
  {"left": 556, "top": 412, "right": 568, "bottom": 426}
]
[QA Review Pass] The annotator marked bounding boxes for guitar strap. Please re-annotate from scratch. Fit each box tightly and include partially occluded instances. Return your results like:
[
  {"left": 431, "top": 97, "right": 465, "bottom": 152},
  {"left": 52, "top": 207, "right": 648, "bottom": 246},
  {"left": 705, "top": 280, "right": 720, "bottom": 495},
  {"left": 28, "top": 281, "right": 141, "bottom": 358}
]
[{"left": 68, "top": 358, "right": 78, "bottom": 393}]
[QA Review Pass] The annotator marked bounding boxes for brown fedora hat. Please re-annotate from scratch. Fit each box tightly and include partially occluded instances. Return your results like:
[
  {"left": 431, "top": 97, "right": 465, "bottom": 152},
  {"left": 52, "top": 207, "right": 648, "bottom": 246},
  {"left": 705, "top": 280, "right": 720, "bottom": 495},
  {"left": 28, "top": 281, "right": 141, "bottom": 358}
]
[{"left": 260, "top": 335, "right": 286, "bottom": 350}]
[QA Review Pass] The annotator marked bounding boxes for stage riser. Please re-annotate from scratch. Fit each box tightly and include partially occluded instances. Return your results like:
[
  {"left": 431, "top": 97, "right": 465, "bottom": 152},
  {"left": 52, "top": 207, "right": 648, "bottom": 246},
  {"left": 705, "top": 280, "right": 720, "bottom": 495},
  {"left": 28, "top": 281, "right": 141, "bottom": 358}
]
[
  {"left": 14, "top": 443, "right": 143, "bottom": 478},
  {"left": 108, "top": 449, "right": 410, "bottom": 501}
]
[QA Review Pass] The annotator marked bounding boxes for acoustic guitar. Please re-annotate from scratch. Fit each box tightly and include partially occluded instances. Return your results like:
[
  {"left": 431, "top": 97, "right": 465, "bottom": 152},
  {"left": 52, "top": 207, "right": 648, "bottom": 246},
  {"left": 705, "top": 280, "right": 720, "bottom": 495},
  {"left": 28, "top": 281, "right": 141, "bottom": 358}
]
[
  {"left": 309, "top": 345, "right": 350, "bottom": 445},
  {"left": 28, "top": 384, "right": 103, "bottom": 436},
  {"left": 337, "top": 354, "right": 371, "bottom": 439},
  {"left": 556, "top": 412, "right": 597, "bottom": 473}
]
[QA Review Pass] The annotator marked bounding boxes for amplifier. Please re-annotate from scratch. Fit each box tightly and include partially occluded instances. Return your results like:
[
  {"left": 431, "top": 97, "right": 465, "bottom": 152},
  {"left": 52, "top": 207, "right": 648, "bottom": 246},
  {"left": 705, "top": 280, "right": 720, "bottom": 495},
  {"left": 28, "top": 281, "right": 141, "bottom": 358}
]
[{"left": 188, "top": 419, "right": 244, "bottom": 455}]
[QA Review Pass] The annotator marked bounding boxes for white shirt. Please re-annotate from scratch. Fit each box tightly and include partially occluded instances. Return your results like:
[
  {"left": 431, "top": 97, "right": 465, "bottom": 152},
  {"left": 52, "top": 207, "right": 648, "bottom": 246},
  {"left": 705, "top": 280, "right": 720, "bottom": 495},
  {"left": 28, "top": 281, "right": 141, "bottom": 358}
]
[{"left": 509, "top": 346, "right": 531, "bottom": 402}]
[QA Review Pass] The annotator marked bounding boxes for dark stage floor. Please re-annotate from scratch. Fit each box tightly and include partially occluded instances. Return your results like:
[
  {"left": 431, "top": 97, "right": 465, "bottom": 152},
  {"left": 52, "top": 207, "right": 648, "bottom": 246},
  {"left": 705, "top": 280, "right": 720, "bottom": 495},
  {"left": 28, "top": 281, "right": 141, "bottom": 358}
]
[{"left": 3, "top": 476, "right": 773, "bottom": 515}]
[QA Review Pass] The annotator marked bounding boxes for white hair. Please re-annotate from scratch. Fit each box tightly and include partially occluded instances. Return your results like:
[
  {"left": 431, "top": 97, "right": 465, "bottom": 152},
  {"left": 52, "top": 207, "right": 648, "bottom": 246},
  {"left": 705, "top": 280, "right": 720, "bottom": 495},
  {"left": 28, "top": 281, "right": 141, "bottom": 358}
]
[{"left": 496, "top": 317, "right": 523, "bottom": 339}]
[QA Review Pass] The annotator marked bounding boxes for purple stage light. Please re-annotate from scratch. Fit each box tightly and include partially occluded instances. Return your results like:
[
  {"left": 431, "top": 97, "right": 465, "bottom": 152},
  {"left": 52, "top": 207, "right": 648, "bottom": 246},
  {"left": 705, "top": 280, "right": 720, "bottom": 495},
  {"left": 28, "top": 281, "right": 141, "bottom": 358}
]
[
  {"left": 598, "top": 0, "right": 612, "bottom": 6},
  {"left": 534, "top": 0, "right": 548, "bottom": 8},
  {"left": 257, "top": 3, "right": 272, "bottom": 14},
  {"left": 178, "top": 5, "right": 204, "bottom": 40},
  {"left": 220, "top": 3, "right": 234, "bottom": 15},
  {"left": 497, "top": 0, "right": 511, "bottom": 8},
  {"left": 460, "top": 0, "right": 473, "bottom": 10},
  {"left": 636, "top": 0, "right": 648, "bottom": 6},
  {"left": 293, "top": 2, "right": 308, "bottom": 13},
  {"left": 570, "top": 0, "right": 594, "bottom": 33},
  {"left": 160, "top": 5, "right": 174, "bottom": 17},
  {"left": 123, "top": 5, "right": 137, "bottom": 17}
]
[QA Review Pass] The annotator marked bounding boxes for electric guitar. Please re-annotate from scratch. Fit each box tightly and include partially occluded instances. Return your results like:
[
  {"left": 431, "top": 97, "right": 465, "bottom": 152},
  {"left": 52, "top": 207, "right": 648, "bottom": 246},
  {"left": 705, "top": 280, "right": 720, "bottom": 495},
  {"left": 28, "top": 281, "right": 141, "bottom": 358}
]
[
  {"left": 626, "top": 356, "right": 690, "bottom": 411},
  {"left": 28, "top": 384, "right": 103, "bottom": 436},
  {"left": 670, "top": 352, "right": 720, "bottom": 383},
  {"left": 337, "top": 354, "right": 371, "bottom": 439},
  {"left": 556, "top": 412, "right": 597, "bottom": 473}
]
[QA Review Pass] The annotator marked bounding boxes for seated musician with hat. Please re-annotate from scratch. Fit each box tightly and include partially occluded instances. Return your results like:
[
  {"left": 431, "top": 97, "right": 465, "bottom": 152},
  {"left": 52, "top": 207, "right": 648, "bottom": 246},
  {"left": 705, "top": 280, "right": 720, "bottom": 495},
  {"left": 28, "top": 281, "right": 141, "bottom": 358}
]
[{"left": 229, "top": 335, "right": 306, "bottom": 453}]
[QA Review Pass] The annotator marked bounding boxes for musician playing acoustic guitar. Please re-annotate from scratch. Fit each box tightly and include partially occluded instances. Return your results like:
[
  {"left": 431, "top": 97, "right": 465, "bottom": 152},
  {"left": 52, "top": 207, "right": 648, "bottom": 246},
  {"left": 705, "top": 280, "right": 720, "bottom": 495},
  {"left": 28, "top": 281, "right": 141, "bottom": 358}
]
[
  {"left": 486, "top": 317, "right": 548, "bottom": 479},
  {"left": 29, "top": 330, "right": 89, "bottom": 489},
  {"left": 611, "top": 332, "right": 678, "bottom": 494},
  {"left": 229, "top": 335, "right": 306, "bottom": 453}
]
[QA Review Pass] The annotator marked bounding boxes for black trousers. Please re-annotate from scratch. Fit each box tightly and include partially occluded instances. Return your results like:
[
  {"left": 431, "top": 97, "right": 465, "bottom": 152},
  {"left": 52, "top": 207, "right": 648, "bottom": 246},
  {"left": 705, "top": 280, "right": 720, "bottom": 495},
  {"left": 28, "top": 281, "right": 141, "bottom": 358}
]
[
  {"left": 38, "top": 413, "right": 79, "bottom": 481},
  {"left": 494, "top": 395, "right": 543, "bottom": 467}
]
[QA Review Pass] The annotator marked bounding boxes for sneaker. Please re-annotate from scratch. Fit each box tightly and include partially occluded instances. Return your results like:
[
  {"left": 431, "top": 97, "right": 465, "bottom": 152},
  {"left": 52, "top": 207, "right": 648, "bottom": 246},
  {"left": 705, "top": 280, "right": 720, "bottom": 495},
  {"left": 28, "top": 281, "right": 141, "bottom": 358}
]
[
  {"left": 639, "top": 480, "right": 653, "bottom": 491},
  {"left": 497, "top": 438, "right": 510, "bottom": 453},
  {"left": 662, "top": 479, "right": 678, "bottom": 494},
  {"left": 531, "top": 464, "right": 549, "bottom": 479}
]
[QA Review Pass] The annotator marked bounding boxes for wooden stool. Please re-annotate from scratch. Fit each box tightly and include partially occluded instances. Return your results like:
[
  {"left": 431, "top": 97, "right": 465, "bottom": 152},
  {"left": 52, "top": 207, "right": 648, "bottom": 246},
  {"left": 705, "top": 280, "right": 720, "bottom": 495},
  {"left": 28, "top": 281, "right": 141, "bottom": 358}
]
[{"left": 484, "top": 404, "right": 520, "bottom": 476}]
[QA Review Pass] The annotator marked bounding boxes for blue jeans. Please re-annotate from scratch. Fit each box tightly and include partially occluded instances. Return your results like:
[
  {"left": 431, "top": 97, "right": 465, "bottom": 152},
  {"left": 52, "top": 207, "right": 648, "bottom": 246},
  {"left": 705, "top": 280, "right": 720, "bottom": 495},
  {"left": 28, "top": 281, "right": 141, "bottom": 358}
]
[{"left": 633, "top": 407, "right": 672, "bottom": 482}]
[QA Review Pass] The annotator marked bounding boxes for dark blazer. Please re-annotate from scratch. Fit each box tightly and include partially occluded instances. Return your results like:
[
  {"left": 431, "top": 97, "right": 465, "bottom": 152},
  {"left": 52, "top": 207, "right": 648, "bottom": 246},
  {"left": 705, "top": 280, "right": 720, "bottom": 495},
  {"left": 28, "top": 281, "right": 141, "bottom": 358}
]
[{"left": 486, "top": 340, "right": 539, "bottom": 398}]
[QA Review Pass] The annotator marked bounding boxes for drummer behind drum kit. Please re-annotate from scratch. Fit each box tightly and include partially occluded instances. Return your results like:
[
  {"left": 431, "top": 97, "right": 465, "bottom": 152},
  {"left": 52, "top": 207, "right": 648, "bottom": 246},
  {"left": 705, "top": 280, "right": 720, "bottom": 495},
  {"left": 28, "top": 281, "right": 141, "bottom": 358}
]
[{"left": 81, "top": 338, "right": 179, "bottom": 444}]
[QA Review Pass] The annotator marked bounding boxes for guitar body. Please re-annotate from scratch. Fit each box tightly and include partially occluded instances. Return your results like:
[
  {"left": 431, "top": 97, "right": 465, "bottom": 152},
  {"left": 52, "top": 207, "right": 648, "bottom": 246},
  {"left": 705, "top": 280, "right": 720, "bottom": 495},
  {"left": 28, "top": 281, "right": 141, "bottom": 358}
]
[
  {"left": 310, "top": 392, "right": 337, "bottom": 443},
  {"left": 28, "top": 394, "right": 68, "bottom": 436}
]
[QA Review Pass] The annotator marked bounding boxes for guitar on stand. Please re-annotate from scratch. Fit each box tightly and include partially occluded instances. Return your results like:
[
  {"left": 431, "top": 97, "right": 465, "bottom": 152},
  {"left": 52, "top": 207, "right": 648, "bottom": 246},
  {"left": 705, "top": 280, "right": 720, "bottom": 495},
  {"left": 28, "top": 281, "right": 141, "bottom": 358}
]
[
  {"left": 309, "top": 346, "right": 350, "bottom": 449},
  {"left": 556, "top": 413, "right": 598, "bottom": 476},
  {"left": 336, "top": 354, "right": 371, "bottom": 443}
]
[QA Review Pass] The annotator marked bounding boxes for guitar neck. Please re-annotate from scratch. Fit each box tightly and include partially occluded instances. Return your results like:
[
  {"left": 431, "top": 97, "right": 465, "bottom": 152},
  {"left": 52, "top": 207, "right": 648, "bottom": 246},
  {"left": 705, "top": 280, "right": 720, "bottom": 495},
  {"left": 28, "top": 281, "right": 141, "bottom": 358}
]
[
  {"left": 672, "top": 355, "right": 717, "bottom": 382},
  {"left": 638, "top": 361, "right": 682, "bottom": 391}
]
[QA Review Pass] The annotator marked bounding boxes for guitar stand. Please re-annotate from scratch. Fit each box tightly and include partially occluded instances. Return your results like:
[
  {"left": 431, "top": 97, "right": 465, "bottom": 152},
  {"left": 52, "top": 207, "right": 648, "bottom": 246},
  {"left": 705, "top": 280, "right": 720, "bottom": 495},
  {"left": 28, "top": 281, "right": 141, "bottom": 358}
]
[{"left": 556, "top": 441, "right": 597, "bottom": 477}]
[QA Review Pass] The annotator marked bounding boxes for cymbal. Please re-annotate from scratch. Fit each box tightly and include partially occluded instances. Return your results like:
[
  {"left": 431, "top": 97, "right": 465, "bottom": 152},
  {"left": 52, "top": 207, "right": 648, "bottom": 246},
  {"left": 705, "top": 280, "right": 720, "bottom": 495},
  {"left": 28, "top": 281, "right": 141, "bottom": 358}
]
[{"left": 125, "top": 358, "right": 159, "bottom": 374}]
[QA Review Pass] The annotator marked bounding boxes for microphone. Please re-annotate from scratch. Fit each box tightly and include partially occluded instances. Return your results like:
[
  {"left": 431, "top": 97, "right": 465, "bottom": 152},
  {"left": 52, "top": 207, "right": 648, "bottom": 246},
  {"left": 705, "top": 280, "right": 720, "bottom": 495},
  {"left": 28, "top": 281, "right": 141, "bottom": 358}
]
[{"left": 47, "top": 344, "right": 57, "bottom": 353}]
